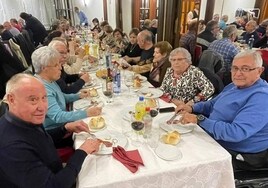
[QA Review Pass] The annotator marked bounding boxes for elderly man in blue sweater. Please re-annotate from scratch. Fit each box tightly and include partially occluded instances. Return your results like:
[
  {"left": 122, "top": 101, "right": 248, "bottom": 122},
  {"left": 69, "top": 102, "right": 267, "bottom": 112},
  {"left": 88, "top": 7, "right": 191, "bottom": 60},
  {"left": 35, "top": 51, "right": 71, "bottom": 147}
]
[{"left": 176, "top": 50, "right": 268, "bottom": 170}]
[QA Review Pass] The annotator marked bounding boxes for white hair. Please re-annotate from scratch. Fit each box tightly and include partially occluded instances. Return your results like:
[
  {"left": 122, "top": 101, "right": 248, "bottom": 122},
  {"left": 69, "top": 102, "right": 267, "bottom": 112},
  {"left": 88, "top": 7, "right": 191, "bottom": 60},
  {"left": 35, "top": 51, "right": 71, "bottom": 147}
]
[
  {"left": 169, "top": 47, "right": 192, "bottom": 64},
  {"left": 31, "top": 46, "right": 60, "bottom": 74},
  {"left": 234, "top": 50, "right": 263, "bottom": 67}
]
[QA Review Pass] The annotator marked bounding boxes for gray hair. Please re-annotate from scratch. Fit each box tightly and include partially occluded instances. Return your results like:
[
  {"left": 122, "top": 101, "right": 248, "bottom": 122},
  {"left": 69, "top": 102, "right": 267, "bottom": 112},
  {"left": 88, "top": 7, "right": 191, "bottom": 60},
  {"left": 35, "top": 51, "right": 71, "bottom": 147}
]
[
  {"left": 234, "top": 50, "right": 263, "bottom": 67},
  {"left": 32, "top": 46, "right": 60, "bottom": 74},
  {"left": 48, "top": 40, "right": 67, "bottom": 49},
  {"left": 169, "top": 47, "right": 192, "bottom": 64},
  {"left": 139, "top": 30, "right": 153, "bottom": 43},
  {"left": 6, "top": 73, "right": 39, "bottom": 94},
  {"left": 222, "top": 25, "right": 237, "bottom": 38}
]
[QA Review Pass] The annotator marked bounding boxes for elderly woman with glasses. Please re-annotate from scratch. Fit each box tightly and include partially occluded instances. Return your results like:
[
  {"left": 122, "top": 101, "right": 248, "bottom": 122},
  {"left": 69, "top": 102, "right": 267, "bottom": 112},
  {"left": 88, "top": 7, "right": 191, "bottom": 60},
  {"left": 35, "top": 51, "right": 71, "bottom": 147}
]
[
  {"left": 32, "top": 46, "right": 102, "bottom": 133},
  {"left": 160, "top": 47, "right": 214, "bottom": 105}
]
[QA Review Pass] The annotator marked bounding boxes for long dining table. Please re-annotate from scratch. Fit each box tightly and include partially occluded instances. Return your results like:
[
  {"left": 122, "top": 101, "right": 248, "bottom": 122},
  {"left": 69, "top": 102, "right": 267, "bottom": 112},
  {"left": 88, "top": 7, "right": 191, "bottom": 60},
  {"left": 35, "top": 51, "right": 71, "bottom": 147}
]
[{"left": 73, "top": 67, "right": 235, "bottom": 188}]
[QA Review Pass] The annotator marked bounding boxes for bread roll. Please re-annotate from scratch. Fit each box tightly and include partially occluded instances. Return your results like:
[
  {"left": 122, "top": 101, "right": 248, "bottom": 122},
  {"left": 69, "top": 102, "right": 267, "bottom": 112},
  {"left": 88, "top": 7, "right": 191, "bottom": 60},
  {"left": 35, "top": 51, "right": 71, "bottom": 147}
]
[
  {"left": 161, "top": 131, "right": 180, "bottom": 145},
  {"left": 89, "top": 88, "right": 98, "bottom": 97},
  {"left": 89, "top": 116, "right": 105, "bottom": 129},
  {"left": 133, "top": 76, "right": 141, "bottom": 88}
]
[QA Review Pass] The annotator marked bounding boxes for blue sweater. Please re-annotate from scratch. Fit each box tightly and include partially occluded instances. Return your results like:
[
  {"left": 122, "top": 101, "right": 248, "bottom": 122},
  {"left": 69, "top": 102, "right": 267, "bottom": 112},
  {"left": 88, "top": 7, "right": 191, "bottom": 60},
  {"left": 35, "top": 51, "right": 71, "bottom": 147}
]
[
  {"left": 193, "top": 79, "right": 268, "bottom": 153},
  {"left": 40, "top": 79, "right": 87, "bottom": 130}
]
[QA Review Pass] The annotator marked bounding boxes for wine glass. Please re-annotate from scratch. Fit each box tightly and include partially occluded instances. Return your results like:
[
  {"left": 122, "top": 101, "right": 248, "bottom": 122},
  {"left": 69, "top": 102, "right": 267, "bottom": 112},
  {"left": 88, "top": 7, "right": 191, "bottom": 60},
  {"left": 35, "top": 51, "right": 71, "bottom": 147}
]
[
  {"left": 130, "top": 120, "right": 145, "bottom": 146},
  {"left": 102, "top": 82, "right": 113, "bottom": 103}
]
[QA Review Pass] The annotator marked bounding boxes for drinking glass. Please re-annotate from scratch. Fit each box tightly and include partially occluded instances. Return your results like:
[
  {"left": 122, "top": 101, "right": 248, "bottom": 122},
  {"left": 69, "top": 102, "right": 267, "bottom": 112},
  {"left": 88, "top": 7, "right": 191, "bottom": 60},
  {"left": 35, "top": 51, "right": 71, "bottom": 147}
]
[
  {"left": 124, "top": 74, "right": 134, "bottom": 95},
  {"left": 130, "top": 119, "right": 145, "bottom": 146},
  {"left": 102, "top": 82, "right": 113, "bottom": 103}
]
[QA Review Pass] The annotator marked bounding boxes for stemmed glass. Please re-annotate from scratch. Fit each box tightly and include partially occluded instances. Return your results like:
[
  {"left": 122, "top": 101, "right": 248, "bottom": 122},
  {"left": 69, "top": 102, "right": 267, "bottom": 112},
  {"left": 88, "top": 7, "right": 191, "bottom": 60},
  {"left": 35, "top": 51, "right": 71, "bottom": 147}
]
[{"left": 102, "top": 82, "right": 113, "bottom": 103}]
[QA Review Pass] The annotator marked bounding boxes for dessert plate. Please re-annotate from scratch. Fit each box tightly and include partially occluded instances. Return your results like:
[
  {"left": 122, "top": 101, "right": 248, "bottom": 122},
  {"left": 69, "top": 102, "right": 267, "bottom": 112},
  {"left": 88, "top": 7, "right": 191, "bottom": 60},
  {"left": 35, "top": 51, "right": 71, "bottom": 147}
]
[
  {"left": 155, "top": 143, "right": 182, "bottom": 161},
  {"left": 73, "top": 99, "right": 92, "bottom": 110},
  {"left": 159, "top": 115, "right": 196, "bottom": 134},
  {"left": 138, "top": 88, "right": 163, "bottom": 98}
]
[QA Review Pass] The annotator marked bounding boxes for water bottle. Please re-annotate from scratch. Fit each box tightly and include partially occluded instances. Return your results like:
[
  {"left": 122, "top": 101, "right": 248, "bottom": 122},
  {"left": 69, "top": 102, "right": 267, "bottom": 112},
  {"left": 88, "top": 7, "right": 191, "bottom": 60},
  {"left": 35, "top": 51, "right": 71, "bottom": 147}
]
[
  {"left": 113, "top": 64, "right": 121, "bottom": 94},
  {"left": 143, "top": 107, "right": 152, "bottom": 138},
  {"left": 248, "top": 35, "right": 254, "bottom": 49},
  {"left": 135, "top": 96, "right": 146, "bottom": 121}
]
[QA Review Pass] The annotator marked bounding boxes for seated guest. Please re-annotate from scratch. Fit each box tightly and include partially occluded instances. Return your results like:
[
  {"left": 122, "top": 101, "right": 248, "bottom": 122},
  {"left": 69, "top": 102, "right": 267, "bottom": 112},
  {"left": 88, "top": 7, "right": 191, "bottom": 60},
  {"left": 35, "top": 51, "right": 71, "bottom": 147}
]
[
  {"left": 254, "top": 26, "right": 268, "bottom": 48},
  {"left": 0, "top": 73, "right": 101, "bottom": 187},
  {"left": 208, "top": 25, "right": 239, "bottom": 73},
  {"left": 230, "top": 17, "right": 245, "bottom": 30},
  {"left": 98, "top": 20, "right": 109, "bottom": 41},
  {"left": 0, "top": 24, "right": 13, "bottom": 40},
  {"left": 197, "top": 19, "right": 206, "bottom": 34},
  {"left": 32, "top": 46, "right": 102, "bottom": 131},
  {"left": 102, "top": 25, "right": 116, "bottom": 51},
  {"left": 112, "top": 28, "right": 129, "bottom": 54},
  {"left": 43, "top": 30, "right": 63, "bottom": 46},
  {"left": 219, "top": 15, "right": 228, "bottom": 30},
  {"left": 176, "top": 50, "right": 268, "bottom": 171},
  {"left": 3, "top": 21, "right": 20, "bottom": 37},
  {"left": 149, "top": 19, "right": 158, "bottom": 36},
  {"left": 196, "top": 20, "right": 220, "bottom": 51},
  {"left": 10, "top": 18, "right": 22, "bottom": 32},
  {"left": 48, "top": 40, "right": 90, "bottom": 94},
  {"left": 255, "top": 19, "right": 268, "bottom": 37},
  {"left": 149, "top": 41, "right": 172, "bottom": 87},
  {"left": 91, "top": 18, "right": 100, "bottom": 32},
  {"left": 127, "top": 30, "right": 155, "bottom": 78},
  {"left": 179, "top": 20, "right": 198, "bottom": 60},
  {"left": 160, "top": 47, "right": 214, "bottom": 104},
  {"left": 241, "top": 20, "right": 260, "bottom": 46},
  {"left": 122, "top": 28, "right": 142, "bottom": 65}
]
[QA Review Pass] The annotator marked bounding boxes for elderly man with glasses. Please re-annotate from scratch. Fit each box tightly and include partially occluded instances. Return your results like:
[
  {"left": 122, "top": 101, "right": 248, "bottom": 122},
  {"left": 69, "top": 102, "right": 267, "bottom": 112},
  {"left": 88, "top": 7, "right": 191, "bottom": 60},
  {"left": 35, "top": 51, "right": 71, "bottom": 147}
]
[{"left": 176, "top": 50, "right": 268, "bottom": 171}]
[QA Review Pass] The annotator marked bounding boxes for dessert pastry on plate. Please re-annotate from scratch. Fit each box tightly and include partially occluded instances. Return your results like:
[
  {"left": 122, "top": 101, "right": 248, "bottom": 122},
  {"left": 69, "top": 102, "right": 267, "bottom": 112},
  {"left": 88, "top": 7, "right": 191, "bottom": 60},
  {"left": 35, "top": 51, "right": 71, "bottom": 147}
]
[
  {"left": 88, "top": 88, "right": 98, "bottom": 97},
  {"left": 96, "top": 69, "right": 107, "bottom": 79}
]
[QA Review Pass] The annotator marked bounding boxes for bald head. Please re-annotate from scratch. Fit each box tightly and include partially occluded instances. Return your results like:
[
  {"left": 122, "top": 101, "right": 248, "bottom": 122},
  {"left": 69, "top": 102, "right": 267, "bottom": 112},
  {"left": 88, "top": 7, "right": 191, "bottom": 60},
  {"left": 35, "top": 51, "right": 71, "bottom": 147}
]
[
  {"left": 6, "top": 73, "right": 48, "bottom": 124},
  {"left": 137, "top": 30, "right": 153, "bottom": 50}
]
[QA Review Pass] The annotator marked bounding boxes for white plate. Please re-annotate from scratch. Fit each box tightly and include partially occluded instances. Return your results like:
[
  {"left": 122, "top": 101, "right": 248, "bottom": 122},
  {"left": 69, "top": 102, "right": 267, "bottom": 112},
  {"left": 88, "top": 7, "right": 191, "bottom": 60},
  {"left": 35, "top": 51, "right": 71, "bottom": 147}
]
[
  {"left": 159, "top": 115, "right": 195, "bottom": 134},
  {"left": 73, "top": 99, "right": 92, "bottom": 110},
  {"left": 138, "top": 88, "right": 163, "bottom": 98},
  {"left": 81, "top": 65, "right": 98, "bottom": 72},
  {"left": 94, "top": 130, "right": 128, "bottom": 155},
  {"left": 155, "top": 143, "right": 182, "bottom": 161},
  {"left": 83, "top": 81, "right": 96, "bottom": 89}
]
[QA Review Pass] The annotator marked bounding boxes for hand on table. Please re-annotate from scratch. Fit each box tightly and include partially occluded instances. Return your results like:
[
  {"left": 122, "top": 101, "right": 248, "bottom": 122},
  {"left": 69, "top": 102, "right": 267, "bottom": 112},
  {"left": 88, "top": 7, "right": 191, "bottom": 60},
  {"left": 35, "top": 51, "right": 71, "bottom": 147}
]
[
  {"left": 79, "top": 139, "right": 101, "bottom": 154},
  {"left": 180, "top": 113, "right": 197, "bottom": 124},
  {"left": 79, "top": 89, "right": 90, "bottom": 98},
  {"left": 86, "top": 106, "right": 102, "bottom": 117},
  {"left": 175, "top": 103, "right": 192, "bottom": 114},
  {"left": 65, "top": 120, "right": 89, "bottom": 133},
  {"left": 80, "top": 72, "right": 91, "bottom": 83}
]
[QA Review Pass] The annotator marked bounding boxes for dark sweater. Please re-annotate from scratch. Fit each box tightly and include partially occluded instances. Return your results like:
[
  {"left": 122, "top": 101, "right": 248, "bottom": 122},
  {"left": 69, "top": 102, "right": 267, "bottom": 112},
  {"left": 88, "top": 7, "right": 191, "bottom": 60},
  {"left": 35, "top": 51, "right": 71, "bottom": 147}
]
[{"left": 0, "top": 112, "right": 87, "bottom": 188}]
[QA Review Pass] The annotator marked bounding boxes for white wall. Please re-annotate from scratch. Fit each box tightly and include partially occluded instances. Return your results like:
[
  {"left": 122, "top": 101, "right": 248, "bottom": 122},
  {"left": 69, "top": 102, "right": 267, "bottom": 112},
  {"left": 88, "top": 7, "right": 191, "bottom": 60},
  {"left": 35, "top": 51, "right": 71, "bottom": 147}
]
[
  {"left": 0, "top": 0, "right": 54, "bottom": 28},
  {"left": 106, "top": 0, "right": 116, "bottom": 29}
]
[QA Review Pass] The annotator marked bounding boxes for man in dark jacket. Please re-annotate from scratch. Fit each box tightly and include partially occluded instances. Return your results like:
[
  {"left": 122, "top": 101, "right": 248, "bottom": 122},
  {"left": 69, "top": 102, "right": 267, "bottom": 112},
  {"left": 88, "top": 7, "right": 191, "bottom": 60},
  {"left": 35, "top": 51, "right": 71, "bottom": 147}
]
[{"left": 19, "top": 12, "right": 48, "bottom": 46}]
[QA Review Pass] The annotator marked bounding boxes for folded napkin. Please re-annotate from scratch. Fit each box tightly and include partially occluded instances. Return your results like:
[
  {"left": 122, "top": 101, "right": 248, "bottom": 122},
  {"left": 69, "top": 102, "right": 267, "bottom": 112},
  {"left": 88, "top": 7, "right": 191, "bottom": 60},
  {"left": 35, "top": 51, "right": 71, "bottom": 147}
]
[
  {"left": 160, "top": 93, "right": 171, "bottom": 103},
  {"left": 112, "top": 146, "right": 144, "bottom": 173}
]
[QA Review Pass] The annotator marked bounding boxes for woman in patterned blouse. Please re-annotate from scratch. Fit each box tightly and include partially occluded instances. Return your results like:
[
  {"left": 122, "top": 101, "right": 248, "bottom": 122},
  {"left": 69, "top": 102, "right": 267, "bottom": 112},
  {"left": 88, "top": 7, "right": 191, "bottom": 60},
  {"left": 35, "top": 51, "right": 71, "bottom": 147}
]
[{"left": 160, "top": 47, "right": 214, "bottom": 104}]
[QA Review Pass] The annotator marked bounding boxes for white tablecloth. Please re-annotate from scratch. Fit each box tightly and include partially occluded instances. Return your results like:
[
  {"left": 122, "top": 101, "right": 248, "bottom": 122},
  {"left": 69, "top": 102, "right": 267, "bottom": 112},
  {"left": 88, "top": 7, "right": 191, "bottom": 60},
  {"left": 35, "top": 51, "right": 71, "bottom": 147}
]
[{"left": 74, "top": 72, "right": 235, "bottom": 188}]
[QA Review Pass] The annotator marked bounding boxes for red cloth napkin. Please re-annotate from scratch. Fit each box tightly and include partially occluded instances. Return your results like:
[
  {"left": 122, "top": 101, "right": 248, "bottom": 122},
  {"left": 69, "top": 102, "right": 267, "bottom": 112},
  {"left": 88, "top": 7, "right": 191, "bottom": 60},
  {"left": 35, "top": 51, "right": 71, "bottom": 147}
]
[
  {"left": 160, "top": 93, "right": 171, "bottom": 103},
  {"left": 112, "top": 146, "right": 144, "bottom": 173}
]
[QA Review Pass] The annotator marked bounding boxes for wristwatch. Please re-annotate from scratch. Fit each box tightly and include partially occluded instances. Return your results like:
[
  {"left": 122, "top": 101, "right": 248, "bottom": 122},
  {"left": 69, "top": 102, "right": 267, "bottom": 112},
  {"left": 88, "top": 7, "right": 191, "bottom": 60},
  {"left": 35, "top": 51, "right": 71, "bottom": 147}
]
[{"left": 196, "top": 114, "right": 205, "bottom": 124}]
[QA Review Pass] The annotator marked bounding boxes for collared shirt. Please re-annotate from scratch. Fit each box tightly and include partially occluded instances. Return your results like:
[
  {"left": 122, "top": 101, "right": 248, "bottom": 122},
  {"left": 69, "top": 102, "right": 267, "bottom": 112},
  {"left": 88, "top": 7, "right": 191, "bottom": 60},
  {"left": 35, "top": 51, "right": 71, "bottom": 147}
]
[
  {"left": 208, "top": 38, "right": 239, "bottom": 72},
  {"left": 77, "top": 11, "right": 88, "bottom": 25},
  {"left": 160, "top": 66, "right": 215, "bottom": 103}
]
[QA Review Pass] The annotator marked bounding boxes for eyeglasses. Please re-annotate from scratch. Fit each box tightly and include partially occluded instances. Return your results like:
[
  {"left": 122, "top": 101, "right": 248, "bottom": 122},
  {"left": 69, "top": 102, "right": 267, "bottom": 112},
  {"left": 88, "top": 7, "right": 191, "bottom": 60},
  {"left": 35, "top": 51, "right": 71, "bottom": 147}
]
[
  {"left": 170, "top": 58, "right": 187, "bottom": 62},
  {"left": 46, "top": 63, "right": 61, "bottom": 68},
  {"left": 231, "top": 66, "right": 259, "bottom": 73}
]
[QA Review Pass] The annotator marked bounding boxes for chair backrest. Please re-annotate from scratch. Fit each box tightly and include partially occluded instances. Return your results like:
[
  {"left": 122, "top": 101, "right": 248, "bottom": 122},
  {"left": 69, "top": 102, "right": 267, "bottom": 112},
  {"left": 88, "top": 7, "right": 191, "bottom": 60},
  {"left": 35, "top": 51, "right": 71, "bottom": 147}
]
[
  {"left": 193, "top": 44, "right": 202, "bottom": 66},
  {"left": 199, "top": 67, "right": 224, "bottom": 96},
  {"left": 198, "top": 49, "right": 224, "bottom": 74}
]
